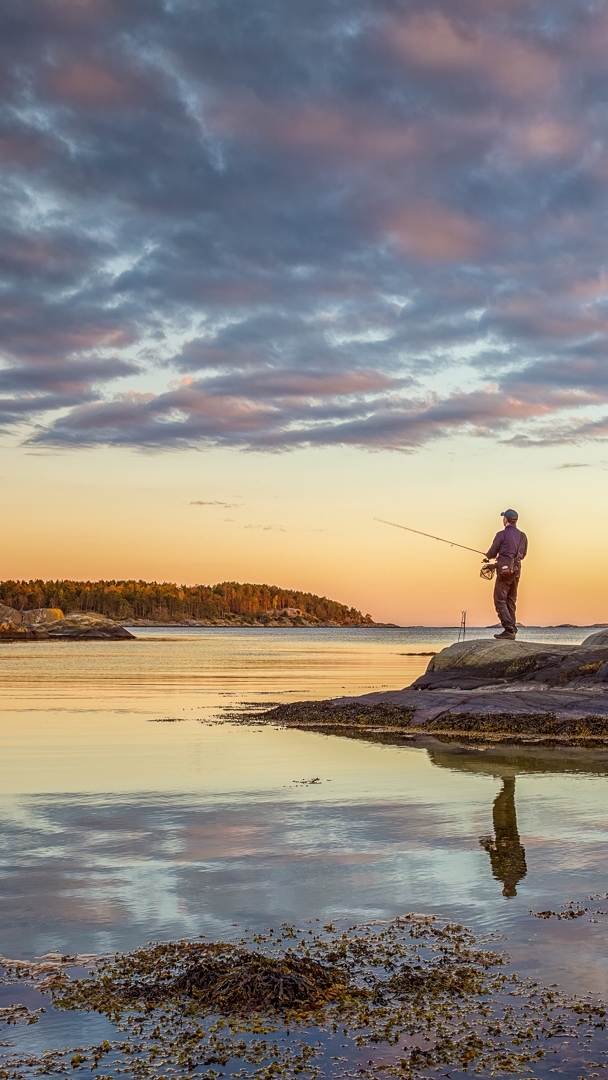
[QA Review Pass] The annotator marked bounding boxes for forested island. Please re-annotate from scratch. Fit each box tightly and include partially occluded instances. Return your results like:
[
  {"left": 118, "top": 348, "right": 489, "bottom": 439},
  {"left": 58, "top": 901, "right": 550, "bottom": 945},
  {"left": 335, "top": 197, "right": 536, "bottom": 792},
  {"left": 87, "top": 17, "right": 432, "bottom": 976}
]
[{"left": 0, "top": 580, "right": 378, "bottom": 626}]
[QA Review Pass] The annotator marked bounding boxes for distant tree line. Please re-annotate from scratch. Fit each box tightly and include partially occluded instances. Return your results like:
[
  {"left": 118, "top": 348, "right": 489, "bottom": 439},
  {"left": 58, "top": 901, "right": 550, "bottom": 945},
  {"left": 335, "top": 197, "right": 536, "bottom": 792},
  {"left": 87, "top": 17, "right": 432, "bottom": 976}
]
[{"left": 0, "top": 579, "right": 374, "bottom": 625}]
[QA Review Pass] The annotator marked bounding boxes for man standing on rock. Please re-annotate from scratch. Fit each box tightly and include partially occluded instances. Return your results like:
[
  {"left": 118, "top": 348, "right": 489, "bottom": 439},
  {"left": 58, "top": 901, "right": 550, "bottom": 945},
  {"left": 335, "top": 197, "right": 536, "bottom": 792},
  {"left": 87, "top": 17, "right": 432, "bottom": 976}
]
[{"left": 484, "top": 509, "right": 528, "bottom": 641}]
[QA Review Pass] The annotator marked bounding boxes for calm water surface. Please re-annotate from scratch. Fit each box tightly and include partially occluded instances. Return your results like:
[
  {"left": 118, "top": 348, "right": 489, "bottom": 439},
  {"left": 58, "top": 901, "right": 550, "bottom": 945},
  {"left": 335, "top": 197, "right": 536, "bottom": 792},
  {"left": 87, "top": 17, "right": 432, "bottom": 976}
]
[{"left": 1, "top": 627, "right": 608, "bottom": 1067}]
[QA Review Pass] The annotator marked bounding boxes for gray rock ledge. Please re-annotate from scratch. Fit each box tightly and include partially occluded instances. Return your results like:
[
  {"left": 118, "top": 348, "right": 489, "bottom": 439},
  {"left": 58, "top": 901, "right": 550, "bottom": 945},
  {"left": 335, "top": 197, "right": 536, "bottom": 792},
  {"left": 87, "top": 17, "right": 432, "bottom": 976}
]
[{"left": 336, "top": 637, "right": 608, "bottom": 723}]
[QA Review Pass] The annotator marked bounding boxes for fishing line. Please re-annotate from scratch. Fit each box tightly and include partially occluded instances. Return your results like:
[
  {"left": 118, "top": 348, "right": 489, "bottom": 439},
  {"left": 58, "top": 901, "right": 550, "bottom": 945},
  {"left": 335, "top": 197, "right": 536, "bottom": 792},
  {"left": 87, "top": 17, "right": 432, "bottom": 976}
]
[{"left": 374, "top": 517, "right": 486, "bottom": 555}]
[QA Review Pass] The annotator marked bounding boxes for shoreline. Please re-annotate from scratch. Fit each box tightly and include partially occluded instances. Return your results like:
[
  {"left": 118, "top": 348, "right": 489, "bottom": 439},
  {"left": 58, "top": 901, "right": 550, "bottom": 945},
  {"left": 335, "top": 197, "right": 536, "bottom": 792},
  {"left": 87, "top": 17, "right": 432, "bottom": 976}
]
[
  {"left": 235, "top": 631, "right": 608, "bottom": 747},
  {"left": 235, "top": 699, "right": 608, "bottom": 748},
  {"left": 119, "top": 621, "right": 608, "bottom": 631},
  {"left": 122, "top": 622, "right": 399, "bottom": 630}
]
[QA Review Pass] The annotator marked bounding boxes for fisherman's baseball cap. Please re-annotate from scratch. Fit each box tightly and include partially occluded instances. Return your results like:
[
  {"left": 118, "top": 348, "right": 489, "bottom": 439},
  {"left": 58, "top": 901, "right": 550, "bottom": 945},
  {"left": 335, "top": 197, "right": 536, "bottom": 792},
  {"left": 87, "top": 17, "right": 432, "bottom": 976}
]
[{"left": 501, "top": 509, "right": 518, "bottom": 521}]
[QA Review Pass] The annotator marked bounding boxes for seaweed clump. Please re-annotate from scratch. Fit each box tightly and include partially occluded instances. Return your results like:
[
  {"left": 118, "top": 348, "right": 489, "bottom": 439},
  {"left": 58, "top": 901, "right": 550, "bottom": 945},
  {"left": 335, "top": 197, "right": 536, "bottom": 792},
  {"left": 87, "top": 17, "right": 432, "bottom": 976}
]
[
  {"left": 175, "top": 949, "right": 346, "bottom": 1012},
  {"left": 41, "top": 916, "right": 608, "bottom": 1080},
  {"left": 53, "top": 941, "right": 347, "bottom": 1019}
]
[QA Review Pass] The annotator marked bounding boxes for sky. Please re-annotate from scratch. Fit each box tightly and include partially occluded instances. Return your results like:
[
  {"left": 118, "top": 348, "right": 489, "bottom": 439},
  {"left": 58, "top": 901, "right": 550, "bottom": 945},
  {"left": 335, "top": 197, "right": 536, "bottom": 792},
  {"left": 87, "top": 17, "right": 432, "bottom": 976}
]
[{"left": 2, "top": 0, "right": 608, "bottom": 625}]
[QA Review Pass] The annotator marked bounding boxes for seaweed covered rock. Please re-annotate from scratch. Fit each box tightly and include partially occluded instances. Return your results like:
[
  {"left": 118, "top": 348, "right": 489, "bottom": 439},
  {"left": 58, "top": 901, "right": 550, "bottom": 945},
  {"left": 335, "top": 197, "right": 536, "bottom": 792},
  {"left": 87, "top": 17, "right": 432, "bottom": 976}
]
[{"left": 309, "top": 637, "right": 608, "bottom": 736}]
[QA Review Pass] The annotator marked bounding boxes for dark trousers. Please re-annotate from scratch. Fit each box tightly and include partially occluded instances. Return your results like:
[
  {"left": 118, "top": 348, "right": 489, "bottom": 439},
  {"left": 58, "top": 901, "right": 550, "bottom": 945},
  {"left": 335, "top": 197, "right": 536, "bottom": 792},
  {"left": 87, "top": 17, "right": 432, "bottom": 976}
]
[{"left": 493, "top": 575, "right": 519, "bottom": 633}]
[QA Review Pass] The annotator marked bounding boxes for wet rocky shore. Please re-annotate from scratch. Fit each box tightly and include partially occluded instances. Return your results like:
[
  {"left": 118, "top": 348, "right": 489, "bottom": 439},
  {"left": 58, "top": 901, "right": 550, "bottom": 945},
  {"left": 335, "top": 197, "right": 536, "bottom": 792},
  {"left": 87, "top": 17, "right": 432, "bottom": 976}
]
[{"left": 247, "top": 630, "right": 608, "bottom": 745}]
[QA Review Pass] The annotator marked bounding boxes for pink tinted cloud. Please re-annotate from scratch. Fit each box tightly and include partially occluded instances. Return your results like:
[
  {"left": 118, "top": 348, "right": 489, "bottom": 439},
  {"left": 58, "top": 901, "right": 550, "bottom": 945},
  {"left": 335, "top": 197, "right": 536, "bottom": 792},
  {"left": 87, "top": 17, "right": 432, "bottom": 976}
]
[
  {"left": 509, "top": 120, "right": 582, "bottom": 159},
  {"left": 422, "top": 388, "right": 553, "bottom": 424},
  {"left": 198, "top": 281, "right": 272, "bottom": 305},
  {"left": 178, "top": 344, "right": 255, "bottom": 370},
  {"left": 388, "top": 12, "right": 559, "bottom": 101},
  {"left": 31, "top": 388, "right": 275, "bottom": 441},
  {"left": 197, "top": 370, "right": 403, "bottom": 398},
  {"left": 497, "top": 294, "right": 608, "bottom": 340},
  {"left": 249, "top": 370, "right": 399, "bottom": 396},
  {"left": 0, "top": 234, "right": 89, "bottom": 274},
  {"left": 387, "top": 202, "right": 487, "bottom": 261},
  {"left": 48, "top": 62, "right": 140, "bottom": 107},
  {"left": 155, "top": 385, "right": 277, "bottom": 429},
  {"left": 42, "top": 0, "right": 118, "bottom": 21},
  {"left": 1, "top": 358, "right": 135, "bottom": 396},
  {"left": 0, "top": 132, "right": 46, "bottom": 168},
  {"left": 271, "top": 105, "right": 416, "bottom": 159},
  {"left": 570, "top": 273, "right": 608, "bottom": 300},
  {"left": 211, "top": 98, "right": 417, "bottom": 161},
  {"left": 574, "top": 10, "right": 608, "bottom": 63},
  {"left": 58, "top": 326, "right": 133, "bottom": 352},
  {"left": 5, "top": 324, "right": 134, "bottom": 362},
  {"left": 34, "top": 377, "right": 592, "bottom": 451}
]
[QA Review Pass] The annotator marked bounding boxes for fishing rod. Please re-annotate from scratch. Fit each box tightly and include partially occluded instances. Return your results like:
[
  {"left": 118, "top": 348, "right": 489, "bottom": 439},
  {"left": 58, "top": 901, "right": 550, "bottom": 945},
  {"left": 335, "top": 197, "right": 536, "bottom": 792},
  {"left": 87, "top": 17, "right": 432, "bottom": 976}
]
[{"left": 374, "top": 517, "right": 486, "bottom": 556}]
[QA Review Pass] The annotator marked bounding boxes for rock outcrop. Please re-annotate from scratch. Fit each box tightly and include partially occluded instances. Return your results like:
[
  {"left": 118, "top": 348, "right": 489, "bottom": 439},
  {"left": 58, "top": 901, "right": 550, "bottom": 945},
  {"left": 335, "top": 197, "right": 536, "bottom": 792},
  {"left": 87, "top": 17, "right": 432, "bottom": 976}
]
[
  {"left": 0, "top": 603, "right": 21, "bottom": 625},
  {"left": 20, "top": 608, "right": 64, "bottom": 625},
  {"left": 233, "top": 635, "right": 608, "bottom": 742},
  {"left": 333, "top": 637, "right": 608, "bottom": 725},
  {"left": 46, "top": 612, "right": 134, "bottom": 639},
  {"left": 581, "top": 629, "right": 608, "bottom": 647},
  {"left": 411, "top": 639, "right": 608, "bottom": 690},
  {"left": 0, "top": 607, "right": 134, "bottom": 640}
]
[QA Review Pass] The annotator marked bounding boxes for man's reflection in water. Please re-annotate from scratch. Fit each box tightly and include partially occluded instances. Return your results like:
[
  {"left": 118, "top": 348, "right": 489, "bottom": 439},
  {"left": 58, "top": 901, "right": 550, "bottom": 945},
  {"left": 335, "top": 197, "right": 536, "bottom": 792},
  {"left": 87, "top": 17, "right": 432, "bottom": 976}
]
[{"left": 479, "top": 776, "right": 527, "bottom": 897}]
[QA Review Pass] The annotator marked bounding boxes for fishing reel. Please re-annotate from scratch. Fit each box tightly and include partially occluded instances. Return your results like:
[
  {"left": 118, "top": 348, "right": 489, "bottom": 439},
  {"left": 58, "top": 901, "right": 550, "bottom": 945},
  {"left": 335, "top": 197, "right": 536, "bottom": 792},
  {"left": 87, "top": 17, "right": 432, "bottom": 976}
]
[{"left": 480, "top": 561, "right": 497, "bottom": 580}]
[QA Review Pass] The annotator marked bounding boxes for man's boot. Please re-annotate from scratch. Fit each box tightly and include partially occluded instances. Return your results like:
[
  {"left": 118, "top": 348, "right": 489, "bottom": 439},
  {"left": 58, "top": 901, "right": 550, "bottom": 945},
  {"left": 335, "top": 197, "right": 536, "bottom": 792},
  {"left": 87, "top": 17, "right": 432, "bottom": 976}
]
[{"left": 494, "top": 629, "right": 516, "bottom": 640}]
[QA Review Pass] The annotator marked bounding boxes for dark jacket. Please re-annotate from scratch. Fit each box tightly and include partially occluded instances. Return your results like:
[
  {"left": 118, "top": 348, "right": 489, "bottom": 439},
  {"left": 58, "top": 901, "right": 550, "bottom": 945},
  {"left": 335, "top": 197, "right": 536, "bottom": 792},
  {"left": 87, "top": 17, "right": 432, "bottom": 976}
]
[{"left": 486, "top": 525, "right": 528, "bottom": 573}]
